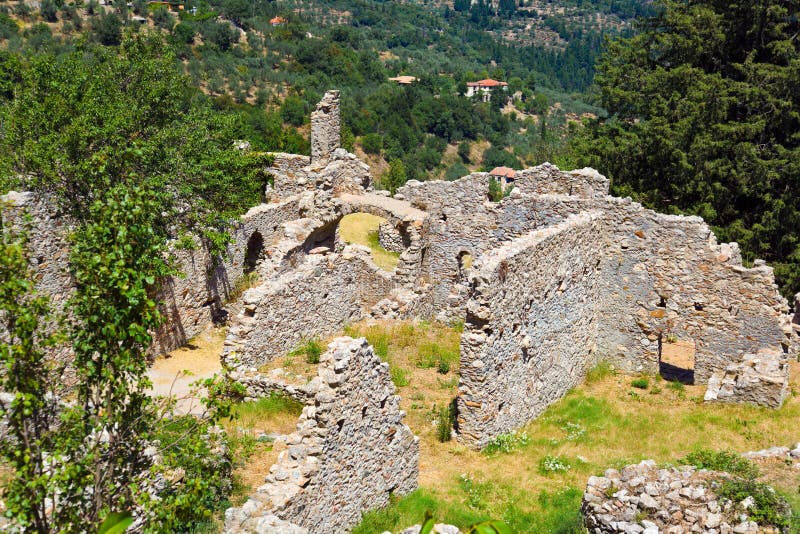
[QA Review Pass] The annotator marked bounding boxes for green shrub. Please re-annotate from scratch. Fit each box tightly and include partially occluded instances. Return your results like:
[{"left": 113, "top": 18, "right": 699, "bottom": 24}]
[
  {"left": 718, "top": 479, "right": 791, "bottom": 528},
  {"left": 361, "top": 133, "right": 383, "bottom": 155},
  {"left": 144, "top": 416, "right": 233, "bottom": 532},
  {"left": 437, "top": 360, "right": 451, "bottom": 374},
  {"left": 391, "top": 367, "right": 409, "bottom": 387},
  {"left": 289, "top": 338, "right": 323, "bottom": 364},
  {"left": 436, "top": 404, "right": 454, "bottom": 443},
  {"left": 680, "top": 450, "right": 760, "bottom": 479},
  {"left": 631, "top": 378, "right": 649, "bottom": 389}
]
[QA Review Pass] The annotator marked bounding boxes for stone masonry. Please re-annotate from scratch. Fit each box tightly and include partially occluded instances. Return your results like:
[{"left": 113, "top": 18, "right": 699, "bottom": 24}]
[
  {"left": 310, "top": 90, "right": 340, "bottom": 163},
  {"left": 223, "top": 246, "right": 393, "bottom": 370},
  {"left": 457, "top": 212, "right": 606, "bottom": 447},
  {"left": 225, "top": 337, "right": 419, "bottom": 534},
  {"left": 582, "top": 460, "right": 772, "bottom": 533},
  {"left": 704, "top": 348, "right": 789, "bottom": 408}
]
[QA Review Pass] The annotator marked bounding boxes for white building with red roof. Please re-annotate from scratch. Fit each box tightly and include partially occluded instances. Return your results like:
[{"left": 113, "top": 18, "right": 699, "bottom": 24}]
[{"left": 465, "top": 79, "right": 509, "bottom": 102}]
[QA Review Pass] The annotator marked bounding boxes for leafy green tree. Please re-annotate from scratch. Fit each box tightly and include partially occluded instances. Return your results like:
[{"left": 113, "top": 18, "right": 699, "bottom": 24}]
[
  {"left": 280, "top": 94, "right": 307, "bottom": 126},
  {"left": 0, "top": 220, "right": 63, "bottom": 532},
  {"left": 573, "top": 0, "right": 800, "bottom": 298},
  {"left": 0, "top": 34, "right": 271, "bottom": 254},
  {"left": 457, "top": 140, "right": 471, "bottom": 163},
  {"left": 151, "top": 6, "right": 174, "bottom": 30},
  {"left": 40, "top": 0, "right": 58, "bottom": 22},
  {"left": 382, "top": 158, "right": 407, "bottom": 194},
  {"left": 92, "top": 12, "right": 122, "bottom": 45},
  {"left": 361, "top": 133, "right": 383, "bottom": 155},
  {"left": 56, "top": 183, "right": 173, "bottom": 529}
]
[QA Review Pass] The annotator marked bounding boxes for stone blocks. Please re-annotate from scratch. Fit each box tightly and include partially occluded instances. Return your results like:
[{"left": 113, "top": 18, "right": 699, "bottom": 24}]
[{"left": 704, "top": 349, "right": 789, "bottom": 408}]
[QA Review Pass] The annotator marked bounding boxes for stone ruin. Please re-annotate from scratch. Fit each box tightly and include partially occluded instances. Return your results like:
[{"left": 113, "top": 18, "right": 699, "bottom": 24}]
[
  {"left": 582, "top": 460, "right": 766, "bottom": 534},
  {"left": 225, "top": 337, "right": 418, "bottom": 533},
  {"left": 3, "top": 90, "right": 800, "bottom": 531}
]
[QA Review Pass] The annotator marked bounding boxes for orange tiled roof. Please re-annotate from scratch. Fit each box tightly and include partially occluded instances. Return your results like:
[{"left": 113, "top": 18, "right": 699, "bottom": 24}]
[
  {"left": 466, "top": 79, "right": 508, "bottom": 88},
  {"left": 270, "top": 16, "right": 287, "bottom": 24},
  {"left": 388, "top": 76, "right": 418, "bottom": 84},
  {"left": 489, "top": 166, "right": 516, "bottom": 179}
]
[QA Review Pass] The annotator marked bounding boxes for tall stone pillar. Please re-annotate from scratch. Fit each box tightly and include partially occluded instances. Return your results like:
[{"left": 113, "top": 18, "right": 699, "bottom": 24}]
[{"left": 310, "top": 90, "right": 341, "bottom": 163}]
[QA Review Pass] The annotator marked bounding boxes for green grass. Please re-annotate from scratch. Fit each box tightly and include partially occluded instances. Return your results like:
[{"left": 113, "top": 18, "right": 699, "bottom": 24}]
[
  {"left": 631, "top": 377, "right": 649, "bottom": 389},
  {"left": 230, "top": 393, "right": 304, "bottom": 428},
  {"left": 585, "top": 360, "right": 615, "bottom": 384},
  {"left": 338, "top": 213, "right": 401, "bottom": 271}
]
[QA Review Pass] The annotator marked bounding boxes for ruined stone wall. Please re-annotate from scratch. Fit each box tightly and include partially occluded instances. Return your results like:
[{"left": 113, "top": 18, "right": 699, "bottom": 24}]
[
  {"left": 513, "top": 163, "right": 609, "bottom": 198},
  {"left": 589, "top": 197, "right": 791, "bottom": 382},
  {"left": 1, "top": 191, "right": 305, "bottom": 356},
  {"left": 151, "top": 196, "right": 303, "bottom": 354},
  {"left": 457, "top": 212, "right": 606, "bottom": 448},
  {"left": 267, "top": 153, "right": 313, "bottom": 200},
  {"left": 396, "top": 174, "right": 587, "bottom": 316},
  {"left": 310, "top": 90, "right": 340, "bottom": 163},
  {"left": 1, "top": 192, "right": 76, "bottom": 383},
  {"left": 225, "top": 337, "right": 419, "bottom": 534},
  {"left": 223, "top": 247, "right": 394, "bottom": 369}
]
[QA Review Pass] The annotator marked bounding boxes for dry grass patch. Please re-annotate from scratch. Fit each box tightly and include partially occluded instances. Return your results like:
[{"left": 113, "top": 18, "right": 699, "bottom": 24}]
[
  {"left": 220, "top": 394, "right": 305, "bottom": 507},
  {"left": 338, "top": 213, "right": 400, "bottom": 271}
]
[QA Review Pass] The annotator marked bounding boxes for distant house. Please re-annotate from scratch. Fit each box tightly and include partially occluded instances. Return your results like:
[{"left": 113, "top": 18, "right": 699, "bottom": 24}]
[
  {"left": 466, "top": 79, "right": 509, "bottom": 102},
  {"left": 489, "top": 166, "right": 516, "bottom": 189},
  {"left": 270, "top": 16, "right": 287, "bottom": 26},
  {"left": 388, "top": 76, "right": 418, "bottom": 85}
]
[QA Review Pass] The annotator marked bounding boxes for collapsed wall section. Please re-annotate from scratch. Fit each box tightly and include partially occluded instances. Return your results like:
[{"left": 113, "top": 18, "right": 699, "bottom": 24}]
[
  {"left": 224, "top": 337, "right": 419, "bottom": 534},
  {"left": 456, "top": 212, "right": 606, "bottom": 449},
  {"left": 223, "top": 246, "right": 394, "bottom": 369}
]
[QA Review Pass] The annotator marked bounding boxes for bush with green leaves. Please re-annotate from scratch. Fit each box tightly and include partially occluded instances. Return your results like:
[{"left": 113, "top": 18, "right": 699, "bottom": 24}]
[
  {"left": 289, "top": 337, "right": 324, "bottom": 364},
  {"left": 631, "top": 377, "right": 649, "bottom": 389}
]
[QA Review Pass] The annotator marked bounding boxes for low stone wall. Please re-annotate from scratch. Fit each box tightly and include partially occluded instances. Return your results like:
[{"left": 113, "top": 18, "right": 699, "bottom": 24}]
[
  {"left": 225, "top": 337, "right": 419, "bottom": 533},
  {"left": 582, "top": 460, "right": 763, "bottom": 533},
  {"left": 514, "top": 163, "right": 609, "bottom": 198},
  {"left": 456, "top": 212, "right": 606, "bottom": 448},
  {"left": 223, "top": 246, "right": 394, "bottom": 370}
]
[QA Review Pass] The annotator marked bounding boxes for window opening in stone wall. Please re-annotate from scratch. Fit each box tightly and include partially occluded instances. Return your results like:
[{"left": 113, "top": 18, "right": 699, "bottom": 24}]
[
  {"left": 658, "top": 333, "right": 696, "bottom": 384},
  {"left": 244, "top": 231, "right": 264, "bottom": 273},
  {"left": 457, "top": 251, "right": 473, "bottom": 282}
]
